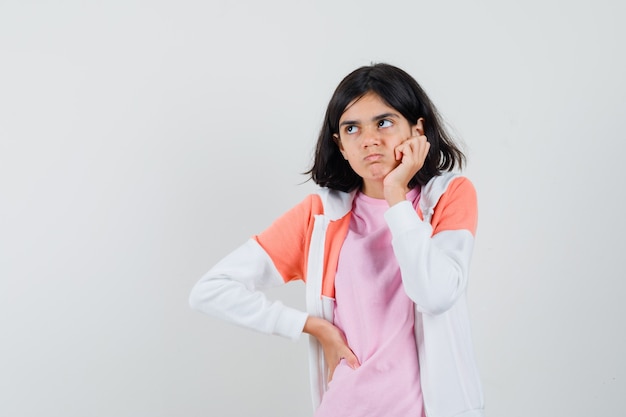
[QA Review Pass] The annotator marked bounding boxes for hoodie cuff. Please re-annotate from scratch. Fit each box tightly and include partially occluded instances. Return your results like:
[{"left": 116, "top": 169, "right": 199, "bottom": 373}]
[{"left": 274, "top": 305, "right": 309, "bottom": 341}]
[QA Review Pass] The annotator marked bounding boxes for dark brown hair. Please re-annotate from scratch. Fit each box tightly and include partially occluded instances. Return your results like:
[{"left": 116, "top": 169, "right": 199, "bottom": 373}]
[{"left": 306, "top": 63, "right": 465, "bottom": 192}]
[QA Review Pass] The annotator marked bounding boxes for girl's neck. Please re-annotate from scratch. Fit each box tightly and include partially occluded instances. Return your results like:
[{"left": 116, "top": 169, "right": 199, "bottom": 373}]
[{"left": 361, "top": 181, "right": 385, "bottom": 199}]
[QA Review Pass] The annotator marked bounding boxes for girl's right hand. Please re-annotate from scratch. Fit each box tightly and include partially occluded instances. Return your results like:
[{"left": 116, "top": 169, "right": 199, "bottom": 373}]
[{"left": 303, "top": 316, "right": 360, "bottom": 382}]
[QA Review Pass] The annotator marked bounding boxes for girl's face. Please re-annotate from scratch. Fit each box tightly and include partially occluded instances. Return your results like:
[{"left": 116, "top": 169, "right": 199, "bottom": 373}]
[{"left": 334, "top": 92, "right": 420, "bottom": 197}]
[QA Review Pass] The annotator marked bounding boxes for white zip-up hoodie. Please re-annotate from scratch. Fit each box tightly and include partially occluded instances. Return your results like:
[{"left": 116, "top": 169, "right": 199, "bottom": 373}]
[{"left": 190, "top": 172, "right": 485, "bottom": 417}]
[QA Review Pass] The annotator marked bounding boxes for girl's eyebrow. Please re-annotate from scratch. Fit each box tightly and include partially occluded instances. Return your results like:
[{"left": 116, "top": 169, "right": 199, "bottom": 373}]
[
  {"left": 373, "top": 112, "right": 400, "bottom": 121},
  {"left": 339, "top": 112, "right": 400, "bottom": 127}
]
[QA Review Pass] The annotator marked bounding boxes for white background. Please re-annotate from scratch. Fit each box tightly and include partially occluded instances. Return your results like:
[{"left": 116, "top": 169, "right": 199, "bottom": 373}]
[{"left": 1, "top": 1, "right": 625, "bottom": 416}]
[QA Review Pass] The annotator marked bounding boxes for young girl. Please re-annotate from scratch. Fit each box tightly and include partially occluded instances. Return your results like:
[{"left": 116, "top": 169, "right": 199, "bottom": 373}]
[{"left": 190, "top": 63, "right": 485, "bottom": 417}]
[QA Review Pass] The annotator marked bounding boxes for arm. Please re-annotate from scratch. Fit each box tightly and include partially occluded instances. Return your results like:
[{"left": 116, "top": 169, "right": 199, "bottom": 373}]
[
  {"left": 189, "top": 195, "right": 322, "bottom": 340},
  {"left": 384, "top": 177, "right": 477, "bottom": 315},
  {"left": 189, "top": 239, "right": 308, "bottom": 340}
]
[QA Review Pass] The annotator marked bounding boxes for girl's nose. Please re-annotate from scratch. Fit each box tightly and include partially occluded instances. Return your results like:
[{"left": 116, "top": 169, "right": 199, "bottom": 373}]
[{"left": 360, "top": 125, "right": 381, "bottom": 147}]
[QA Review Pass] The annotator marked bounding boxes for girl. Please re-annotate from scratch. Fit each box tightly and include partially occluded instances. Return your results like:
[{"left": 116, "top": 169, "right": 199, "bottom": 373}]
[{"left": 190, "top": 63, "right": 485, "bottom": 417}]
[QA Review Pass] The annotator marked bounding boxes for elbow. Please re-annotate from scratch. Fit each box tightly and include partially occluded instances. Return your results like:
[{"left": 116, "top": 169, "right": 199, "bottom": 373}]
[
  {"left": 189, "top": 278, "right": 214, "bottom": 311},
  {"left": 414, "top": 298, "right": 455, "bottom": 316},
  {"left": 412, "top": 293, "right": 457, "bottom": 315},
  {"left": 188, "top": 274, "right": 242, "bottom": 314},
  {"left": 188, "top": 282, "right": 202, "bottom": 311},
  {"left": 405, "top": 272, "right": 466, "bottom": 315}
]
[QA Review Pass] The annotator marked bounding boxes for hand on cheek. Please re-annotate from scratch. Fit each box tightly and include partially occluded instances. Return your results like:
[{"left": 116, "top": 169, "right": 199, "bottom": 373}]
[{"left": 383, "top": 132, "right": 430, "bottom": 206}]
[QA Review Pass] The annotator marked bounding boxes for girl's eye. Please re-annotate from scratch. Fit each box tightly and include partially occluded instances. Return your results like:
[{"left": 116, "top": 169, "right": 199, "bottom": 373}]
[
  {"left": 346, "top": 125, "right": 359, "bottom": 134},
  {"left": 378, "top": 119, "right": 392, "bottom": 128}
]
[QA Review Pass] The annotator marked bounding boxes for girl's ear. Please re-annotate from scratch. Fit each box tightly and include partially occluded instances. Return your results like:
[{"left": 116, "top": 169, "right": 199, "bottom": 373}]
[
  {"left": 414, "top": 118, "right": 425, "bottom": 136},
  {"left": 333, "top": 134, "right": 348, "bottom": 159}
]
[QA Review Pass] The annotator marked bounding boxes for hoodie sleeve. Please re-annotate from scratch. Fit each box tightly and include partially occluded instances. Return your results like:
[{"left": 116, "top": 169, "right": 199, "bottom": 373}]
[
  {"left": 189, "top": 195, "right": 320, "bottom": 340},
  {"left": 384, "top": 177, "right": 478, "bottom": 315}
]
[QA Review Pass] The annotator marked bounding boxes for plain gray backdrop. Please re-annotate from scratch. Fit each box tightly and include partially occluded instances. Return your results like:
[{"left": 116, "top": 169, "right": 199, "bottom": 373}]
[{"left": 1, "top": 1, "right": 625, "bottom": 416}]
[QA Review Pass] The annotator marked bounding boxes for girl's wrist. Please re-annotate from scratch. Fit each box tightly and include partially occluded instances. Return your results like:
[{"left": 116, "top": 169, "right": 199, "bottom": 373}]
[
  {"left": 384, "top": 184, "right": 409, "bottom": 207},
  {"left": 303, "top": 316, "right": 329, "bottom": 339}
]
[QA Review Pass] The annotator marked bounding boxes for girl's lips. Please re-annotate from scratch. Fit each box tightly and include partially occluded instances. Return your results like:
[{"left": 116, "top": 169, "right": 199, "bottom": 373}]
[{"left": 364, "top": 153, "right": 383, "bottom": 162}]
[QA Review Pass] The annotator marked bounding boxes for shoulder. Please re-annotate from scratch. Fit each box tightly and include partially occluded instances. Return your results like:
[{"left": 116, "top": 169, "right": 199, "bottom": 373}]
[
  {"left": 265, "top": 193, "right": 324, "bottom": 231},
  {"left": 446, "top": 176, "right": 477, "bottom": 200},
  {"left": 421, "top": 173, "right": 475, "bottom": 213},
  {"left": 313, "top": 187, "right": 356, "bottom": 220},
  {"left": 427, "top": 174, "right": 478, "bottom": 236}
]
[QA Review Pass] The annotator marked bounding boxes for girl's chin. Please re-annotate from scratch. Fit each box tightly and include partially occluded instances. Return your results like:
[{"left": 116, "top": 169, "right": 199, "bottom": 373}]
[{"left": 362, "top": 166, "right": 393, "bottom": 180}]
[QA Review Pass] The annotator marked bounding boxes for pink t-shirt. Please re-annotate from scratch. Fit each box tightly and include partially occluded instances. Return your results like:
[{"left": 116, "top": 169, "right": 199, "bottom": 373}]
[{"left": 314, "top": 189, "right": 425, "bottom": 417}]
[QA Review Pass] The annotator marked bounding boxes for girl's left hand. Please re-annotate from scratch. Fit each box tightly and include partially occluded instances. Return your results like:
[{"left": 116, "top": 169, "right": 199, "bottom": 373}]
[{"left": 383, "top": 134, "right": 430, "bottom": 206}]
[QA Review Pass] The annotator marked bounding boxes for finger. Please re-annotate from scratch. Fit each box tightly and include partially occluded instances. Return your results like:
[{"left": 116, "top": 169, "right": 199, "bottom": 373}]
[
  {"left": 327, "top": 353, "right": 343, "bottom": 382},
  {"left": 396, "top": 139, "right": 414, "bottom": 161},
  {"left": 395, "top": 144, "right": 404, "bottom": 161},
  {"left": 344, "top": 352, "right": 360, "bottom": 370},
  {"left": 395, "top": 148, "right": 402, "bottom": 161},
  {"left": 327, "top": 363, "right": 336, "bottom": 382},
  {"left": 420, "top": 140, "right": 431, "bottom": 158},
  {"left": 411, "top": 136, "right": 428, "bottom": 156}
]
